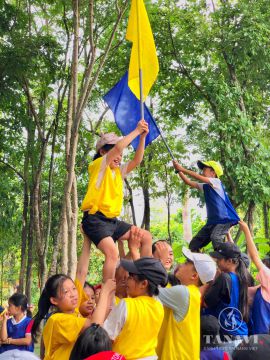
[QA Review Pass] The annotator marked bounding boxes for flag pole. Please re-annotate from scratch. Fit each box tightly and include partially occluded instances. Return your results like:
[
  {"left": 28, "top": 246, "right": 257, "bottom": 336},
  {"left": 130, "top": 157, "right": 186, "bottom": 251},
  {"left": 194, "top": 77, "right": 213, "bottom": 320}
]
[
  {"left": 136, "top": 0, "right": 144, "bottom": 120},
  {"left": 135, "top": 0, "right": 174, "bottom": 161}
]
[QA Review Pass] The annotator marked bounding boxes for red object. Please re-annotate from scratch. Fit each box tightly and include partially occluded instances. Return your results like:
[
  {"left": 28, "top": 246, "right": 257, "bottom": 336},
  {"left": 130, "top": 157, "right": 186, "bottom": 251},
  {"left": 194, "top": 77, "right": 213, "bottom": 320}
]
[
  {"left": 84, "top": 351, "right": 125, "bottom": 360},
  {"left": 94, "top": 284, "right": 102, "bottom": 291}
]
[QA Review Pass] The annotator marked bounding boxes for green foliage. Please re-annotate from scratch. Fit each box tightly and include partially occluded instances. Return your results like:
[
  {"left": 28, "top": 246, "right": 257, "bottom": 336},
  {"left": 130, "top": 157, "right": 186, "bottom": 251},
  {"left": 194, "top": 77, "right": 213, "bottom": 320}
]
[{"left": 0, "top": 0, "right": 270, "bottom": 304}]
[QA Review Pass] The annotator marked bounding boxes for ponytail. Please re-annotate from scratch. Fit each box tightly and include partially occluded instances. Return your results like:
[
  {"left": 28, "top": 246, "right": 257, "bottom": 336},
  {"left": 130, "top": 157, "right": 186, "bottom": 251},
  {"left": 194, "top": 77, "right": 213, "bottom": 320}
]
[
  {"left": 31, "top": 274, "right": 71, "bottom": 343},
  {"left": 235, "top": 258, "right": 249, "bottom": 323}
]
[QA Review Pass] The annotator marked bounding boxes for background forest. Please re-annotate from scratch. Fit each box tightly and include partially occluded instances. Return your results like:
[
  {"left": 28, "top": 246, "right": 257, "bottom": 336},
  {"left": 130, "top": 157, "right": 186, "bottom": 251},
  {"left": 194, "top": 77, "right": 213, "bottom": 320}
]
[{"left": 0, "top": 0, "right": 270, "bottom": 305}]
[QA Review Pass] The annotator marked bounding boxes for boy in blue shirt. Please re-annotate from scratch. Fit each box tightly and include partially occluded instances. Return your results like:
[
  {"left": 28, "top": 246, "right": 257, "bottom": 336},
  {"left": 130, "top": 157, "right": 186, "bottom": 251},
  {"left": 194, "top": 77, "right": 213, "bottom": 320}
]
[{"left": 173, "top": 160, "right": 239, "bottom": 252}]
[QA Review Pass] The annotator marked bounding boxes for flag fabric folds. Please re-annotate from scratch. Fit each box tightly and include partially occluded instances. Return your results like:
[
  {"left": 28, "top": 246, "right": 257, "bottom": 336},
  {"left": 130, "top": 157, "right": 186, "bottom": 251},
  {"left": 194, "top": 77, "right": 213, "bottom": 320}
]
[
  {"left": 126, "top": 0, "right": 159, "bottom": 101},
  {"left": 103, "top": 72, "right": 160, "bottom": 150}
]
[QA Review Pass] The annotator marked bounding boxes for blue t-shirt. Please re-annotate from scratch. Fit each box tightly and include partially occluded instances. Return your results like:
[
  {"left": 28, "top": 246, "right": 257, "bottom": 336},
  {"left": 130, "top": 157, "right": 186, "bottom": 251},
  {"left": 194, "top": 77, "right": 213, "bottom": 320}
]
[
  {"left": 250, "top": 287, "right": 270, "bottom": 335},
  {"left": 204, "top": 272, "right": 248, "bottom": 336},
  {"left": 0, "top": 316, "right": 34, "bottom": 354},
  {"left": 201, "top": 348, "right": 229, "bottom": 360},
  {"left": 198, "top": 178, "right": 239, "bottom": 225}
]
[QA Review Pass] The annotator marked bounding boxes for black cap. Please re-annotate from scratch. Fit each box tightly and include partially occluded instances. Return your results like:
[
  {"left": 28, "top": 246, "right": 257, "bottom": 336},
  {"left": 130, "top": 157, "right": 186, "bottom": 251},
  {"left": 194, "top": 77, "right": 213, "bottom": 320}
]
[
  {"left": 232, "top": 334, "right": 270, "bottom": 360},
  {"left": 210, "top": 242, "right": 241, "bottom": 260},
  {"left": 201, "top": 315, "right": 220, "bottom": 336},
  {"left": 120, "top": 257, "right": 168, "bottom": 287}
]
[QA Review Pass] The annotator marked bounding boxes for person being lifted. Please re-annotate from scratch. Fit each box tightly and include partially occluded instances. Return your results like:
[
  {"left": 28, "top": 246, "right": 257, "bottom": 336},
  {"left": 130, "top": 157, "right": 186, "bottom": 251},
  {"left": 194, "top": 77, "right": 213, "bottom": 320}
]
[
  {"left": 173, "top": 159, "right": 239, "bottom": 252},
  {"left": 81, "top": 120, "right": 152, "bottom": 281}
]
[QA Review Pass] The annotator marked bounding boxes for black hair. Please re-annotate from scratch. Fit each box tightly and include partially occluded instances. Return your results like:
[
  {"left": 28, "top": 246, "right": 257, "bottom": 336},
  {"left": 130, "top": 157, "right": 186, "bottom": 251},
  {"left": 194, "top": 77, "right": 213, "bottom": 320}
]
[
  {"left": 133, "top": 273, "right": 160, "bottom": 296},
  {"left": 93, "top": 144, "right": 115, "bottom": 161},
  {"left": 31, "top": 274, "right": 72, "bottom": 343},
  {"left": 8, "top": 293, "right": 28, "bottom": 312},
  {"left": 69, "top": 324, "right": 112, "bottom": 360},
  {"left": 200, "top": 315, "right": 220, "bottom": 349},
  {"left": 84, "top": 282, "right": 95, "bottom": 293},
  {"left": 234, "top": 258, "right": 249, "bottom": 323},
  {"left": 152, "top": 239, "right": 170, "bottom": 255}
]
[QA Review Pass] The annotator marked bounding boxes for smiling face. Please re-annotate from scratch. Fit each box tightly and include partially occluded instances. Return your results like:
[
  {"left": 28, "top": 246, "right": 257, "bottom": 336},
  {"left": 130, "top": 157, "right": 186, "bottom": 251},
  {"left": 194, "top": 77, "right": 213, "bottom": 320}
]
[
  {"left": 50, "top": 278, "right": 79, "bottom": 313},
  {"left": 109, "top": 152, "right": 123, "bottom": 169},
  {"left": 153, "top": 241, "right": 174, "bottom": 271},
  {"left": 164, "top": 245, "right": 174, "bottom": 270}
]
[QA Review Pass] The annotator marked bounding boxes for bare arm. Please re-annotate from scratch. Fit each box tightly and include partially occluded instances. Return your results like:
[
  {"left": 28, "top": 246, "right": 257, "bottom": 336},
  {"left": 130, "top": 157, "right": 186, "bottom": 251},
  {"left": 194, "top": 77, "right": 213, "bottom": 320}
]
[
  {"left": 239, "top": 220, "right": 264, "bottom": 271},
  {"left": 118, "top": 239, "right": 126, "bottom": 259},
  {"left": 178, "top": 171, "right": 200, "bottom": 189},
  {"left": 106, "top": 120, "right": 148, "bottom": 166},
  {"left": 81, "top": 279, "right": 116, "bottom": 332},
  {"left": 0, "top": 315, "right": 8, "bottom": 341},
  {"left": 4, "top": 335, "right": 32, "bottom": 346},
  {"left": 173, "top": 160, "right": 211, "bottom": 184},
  {"left": 76, "top": 227, "right": 91, "bottom": 285},
  {"left": 226, "top": 229, "right": 234, "bottom": 243},
  {"left": 126, "top": 129, "right": 148, "bottom": 174}
]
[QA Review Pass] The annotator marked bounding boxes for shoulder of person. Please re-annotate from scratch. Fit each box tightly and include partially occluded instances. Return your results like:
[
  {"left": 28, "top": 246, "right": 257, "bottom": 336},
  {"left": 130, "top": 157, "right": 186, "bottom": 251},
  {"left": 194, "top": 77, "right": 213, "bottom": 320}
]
[
  {"left": 215, "top": 271, "right": 231, "bottom": 282},
  {"left": 209, "top": 177, "right": 222, "bottom": 187},
  {"left": 89, "top": 155, "right": 106, "bottom": 168}
]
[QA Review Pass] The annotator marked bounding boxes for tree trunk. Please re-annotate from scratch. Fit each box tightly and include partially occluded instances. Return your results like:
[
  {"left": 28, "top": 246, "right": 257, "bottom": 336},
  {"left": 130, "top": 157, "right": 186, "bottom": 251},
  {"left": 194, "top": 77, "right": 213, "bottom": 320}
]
[
  {"left": 247, "top": 200, "right": 256, "bottom": 237},
  {"left": 57, "top": 0, "right": 129, "bottom": 274},
  {"left": 25, "top": 194, "right": 34, "bottom": 301},
  {"left": 18, "top": 128, "right": 30, "bottom": 292},
  {"left": 182, "top": 190, "right": 192, "bottom": 244},
  {"left": 124, "top": 179, "right": 137, "bottom": 225},
  {"left": 263, "top": 202, "right": 269, "bottom": 239}
]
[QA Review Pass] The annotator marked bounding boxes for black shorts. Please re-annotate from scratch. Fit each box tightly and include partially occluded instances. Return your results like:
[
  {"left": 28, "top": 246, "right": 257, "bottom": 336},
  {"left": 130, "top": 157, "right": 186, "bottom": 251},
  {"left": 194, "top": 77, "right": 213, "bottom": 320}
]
[{"left": 81, "top": 211, "right": 132, "bottom": 247}]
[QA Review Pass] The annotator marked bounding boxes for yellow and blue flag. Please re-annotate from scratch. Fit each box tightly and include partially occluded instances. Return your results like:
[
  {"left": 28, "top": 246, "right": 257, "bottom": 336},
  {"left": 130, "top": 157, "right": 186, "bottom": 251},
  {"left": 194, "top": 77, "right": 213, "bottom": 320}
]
[
  {"left": 126, "top": 0, "right": 159, "bottom": 100},
  {"left": 103, "top": 72, "right": 160, "bottom": 150}
]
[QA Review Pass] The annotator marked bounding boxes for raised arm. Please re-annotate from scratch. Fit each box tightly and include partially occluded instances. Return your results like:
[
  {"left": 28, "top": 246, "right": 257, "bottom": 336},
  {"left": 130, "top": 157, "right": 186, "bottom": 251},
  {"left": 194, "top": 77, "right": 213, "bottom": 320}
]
[
  {"left": 76, "top": 226, "right": 91, "bottom": 285},
  {"left": 79, "top": 279, "right": 116, "bottom": 333},
  {"left": 106, "top": 120, "right": 147, "bottom": 166},
  {"left": 173, "top": 160, "right": 212, "bottom": 184},
  {"left": 239, "top": 220, "right": 264, "bottom": 271},
  {"left": 178, "top": 171, "right": 200, "bottom": 189},
  {"left": 126, "top": 122, "right": 149, "bottom": 174}
]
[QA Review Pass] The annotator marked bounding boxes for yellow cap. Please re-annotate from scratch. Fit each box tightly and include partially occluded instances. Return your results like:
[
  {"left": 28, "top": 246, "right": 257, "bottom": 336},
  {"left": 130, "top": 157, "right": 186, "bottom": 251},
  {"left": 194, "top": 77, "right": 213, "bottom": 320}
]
[{"left": 197, "top": 160, "right": 223, "bottom": 178}]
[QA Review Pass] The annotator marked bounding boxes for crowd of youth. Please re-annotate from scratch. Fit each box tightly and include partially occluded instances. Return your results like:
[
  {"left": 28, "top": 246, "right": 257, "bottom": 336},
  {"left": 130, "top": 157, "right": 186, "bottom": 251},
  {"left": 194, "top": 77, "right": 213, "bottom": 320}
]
[{"left": 0, "top": 120, "right": 270, "bottom": 360}]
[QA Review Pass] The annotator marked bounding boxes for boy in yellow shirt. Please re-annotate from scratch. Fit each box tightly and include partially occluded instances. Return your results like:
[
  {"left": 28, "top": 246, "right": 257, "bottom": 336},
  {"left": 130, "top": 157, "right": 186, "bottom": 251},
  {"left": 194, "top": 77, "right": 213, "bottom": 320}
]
[
  {"left": 156, "top": 248, "right": 216, "bottom": 360},
  {"left": 81, "top": 120, "right": 152, "bottom": 281}
]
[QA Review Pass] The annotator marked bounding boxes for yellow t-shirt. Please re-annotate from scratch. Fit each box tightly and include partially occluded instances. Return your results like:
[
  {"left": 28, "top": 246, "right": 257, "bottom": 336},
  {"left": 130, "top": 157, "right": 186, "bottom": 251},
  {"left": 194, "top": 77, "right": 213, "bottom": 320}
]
[
  {"left": 74, "top": 278, "right": 89, "bottom": 311},
  {"left": 43, "top": 279, "right": 87, "bottom": 360},
  {"left": 81, "top": 156, "right": 124, "bottom": 218},
  {"left": 156, "top": 285, "right": 201, "bottom": 360},
  {"left": 43, "top": 312, "right": 86, "bottom": 360},
  {"left": 113, "top": 296, "right": 164, "bottom": 360}
]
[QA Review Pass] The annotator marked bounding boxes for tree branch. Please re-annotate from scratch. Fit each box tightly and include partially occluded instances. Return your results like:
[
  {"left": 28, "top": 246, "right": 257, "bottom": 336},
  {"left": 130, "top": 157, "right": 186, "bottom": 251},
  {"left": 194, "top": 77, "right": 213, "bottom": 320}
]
[{"left": 0, "top": 159, "right": 24, "bottom": 181}]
